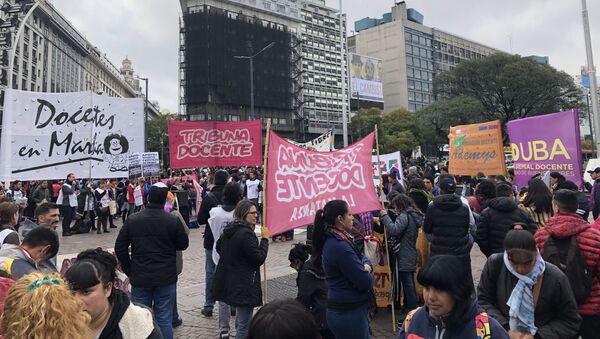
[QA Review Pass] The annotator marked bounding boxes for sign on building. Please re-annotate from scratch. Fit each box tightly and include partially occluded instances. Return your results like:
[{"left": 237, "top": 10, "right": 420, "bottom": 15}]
[{"left": 350, "top": 53, "right": 384, "bottom": 102}]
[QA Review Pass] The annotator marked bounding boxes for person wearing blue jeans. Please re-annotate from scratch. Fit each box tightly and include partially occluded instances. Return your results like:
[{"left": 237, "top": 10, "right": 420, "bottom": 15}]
[
  {"left": 399, "top": 271, "right": 417, "bottom": 309},
  {"left": 326, "top": 303, "right": 370, "bottom": 339},
  {"left": 204, "top": 248, "right": 216, "bottom": 314},
  {"left": 131, "top": 283, "right": 176, "bottom": 339},
  {"left": 234, "top": 306, "right": 254, "bottom": 339}
]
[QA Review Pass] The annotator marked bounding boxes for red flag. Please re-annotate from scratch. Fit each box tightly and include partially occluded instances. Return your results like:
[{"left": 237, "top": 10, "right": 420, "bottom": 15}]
[
  {"left": 168, "top": 120, "right": 263, "bottom": 168},
  {"left": 265, "top": 130, "right": 381, "bottom": 234}
]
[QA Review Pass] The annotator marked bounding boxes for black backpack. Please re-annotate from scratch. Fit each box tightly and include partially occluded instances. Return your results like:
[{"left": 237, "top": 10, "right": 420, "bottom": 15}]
[{"left": 542, "top": 235, "right": 594, "bottom": 305}]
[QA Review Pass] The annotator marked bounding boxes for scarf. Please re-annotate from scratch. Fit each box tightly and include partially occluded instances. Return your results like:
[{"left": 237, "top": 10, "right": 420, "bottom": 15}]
[{"left": 504, "top": 250, "right": 545, "bottom": 335}]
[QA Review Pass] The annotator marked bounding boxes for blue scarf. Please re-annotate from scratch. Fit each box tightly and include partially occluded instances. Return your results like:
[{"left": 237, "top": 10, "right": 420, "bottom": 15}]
[{"left": 503, "top": 250, "right": 545, "bottom": 335}]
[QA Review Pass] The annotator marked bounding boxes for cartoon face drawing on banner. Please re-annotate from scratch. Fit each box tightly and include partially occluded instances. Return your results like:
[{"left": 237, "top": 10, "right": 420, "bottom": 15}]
[{"left": 103, "top": 133, "right": 129, "bottom": 172}]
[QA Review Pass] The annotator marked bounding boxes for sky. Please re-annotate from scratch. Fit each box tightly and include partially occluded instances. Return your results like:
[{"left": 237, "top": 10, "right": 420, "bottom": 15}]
[{"left": 50, "top": 0, "right": 600, "bottom": 113}]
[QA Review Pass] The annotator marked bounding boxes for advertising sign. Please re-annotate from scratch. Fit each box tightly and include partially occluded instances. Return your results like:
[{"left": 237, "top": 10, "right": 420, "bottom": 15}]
[
  {"left": 350, "top": 53, "right": 384, "bottom": 102},
  {"left": 265, "top": 131, "right": 381, "bottom": 234},
  {"left": 168, "top": 120, "right": 262, "bottom": 168},
  {"left": 507, "top": 110, "right": 583, "bottom": 188},
  {"left": 0, "top": 90, "right": 144, "bottom": 180},
  {"left": 448, "top": 120, "right": 506, "bottom": 176}
]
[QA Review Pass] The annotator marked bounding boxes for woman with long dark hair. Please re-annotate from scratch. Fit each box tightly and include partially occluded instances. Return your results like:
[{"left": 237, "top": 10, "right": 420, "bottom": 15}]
[
  {"left": 468, "top": 179, "right": 496, "bottom": 214},
  {"left": 312, "top": 200, "right": 374, "bottom": 339},
  {"left": 399, "top": 255, "right": 508, "bottom": 338},
  {"left": 520, "top": 179, "right": 554, "bottom": 227},
  {"left": 213, "top": 199, "right": 269, "bottom": 339}
]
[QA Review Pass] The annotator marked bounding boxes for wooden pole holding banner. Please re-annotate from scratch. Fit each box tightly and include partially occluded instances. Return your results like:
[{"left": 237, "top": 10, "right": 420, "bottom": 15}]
[
  {"left": 262, "top": 119, "right": 272, "bottom": 304},
  {"left": 375, "top": 125, "right": 397, "bottom": 332}
]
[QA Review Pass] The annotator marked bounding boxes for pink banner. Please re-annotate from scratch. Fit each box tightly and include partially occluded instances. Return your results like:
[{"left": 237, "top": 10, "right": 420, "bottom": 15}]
[
  {"left": 168, "top": 120, "right": 263, "bottom": 168},
  {"left": 265, "top": 130, "right": 381, "bottom": 234},
  {"left": 193, "top": 180, "right": 204, "bottom": 216}
]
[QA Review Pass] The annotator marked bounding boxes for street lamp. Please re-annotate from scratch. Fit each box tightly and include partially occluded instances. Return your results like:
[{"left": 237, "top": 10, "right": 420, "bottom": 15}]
[
  {"left": 136, "top": 76, "right": 149, "bottom": 151},
  {"left": 234, "top": 42, "right": 276, "bottom": 120}
]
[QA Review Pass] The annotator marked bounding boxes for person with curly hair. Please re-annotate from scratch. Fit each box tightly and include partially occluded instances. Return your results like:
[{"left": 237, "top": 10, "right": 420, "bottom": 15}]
[{"left": 1, "top": 271, "right": 91, "bottom": 339}]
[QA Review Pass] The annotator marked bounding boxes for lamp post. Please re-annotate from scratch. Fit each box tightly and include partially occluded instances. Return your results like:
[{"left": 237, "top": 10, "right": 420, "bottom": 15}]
[
  {"left": 582, "top": 0, "right": 600, "bottom": 154},
  {"left": 234, "top": 42, "right": 275, "bottom": 120},
  {"left": 339, "top": 0, "right": 348, "bottom": 147},
  {"left": 137, "top": 76, "right": 149, "bottom": 151}
]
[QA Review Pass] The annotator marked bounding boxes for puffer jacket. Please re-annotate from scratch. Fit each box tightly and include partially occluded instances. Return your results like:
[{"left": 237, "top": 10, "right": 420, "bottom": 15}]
[
  {"left": 297, "top": 259, "right": 328, "bottom": 332},
  {"left": 476, "top": 197, "right": 537, "bottom": 257},
  {"left": 534, "top": 212, "right": 600, "bottom": 316},
  {"left": 477, "top": 253, "right": 581, "bottom": 338},
  {"left": 100, "top": 288, "right": 162, "bottom": 339},
  {"left": 382, "top": 208, "right": 423, "bottom": 271},
  {"left": 213, "top": 220, "right": 268, "bottom": 307},
  {"left": 399, "top": 297, "right": 509, "bottom": 339},
  {"left": 423, "top": 194, "right": 471, "bottom": 258}
]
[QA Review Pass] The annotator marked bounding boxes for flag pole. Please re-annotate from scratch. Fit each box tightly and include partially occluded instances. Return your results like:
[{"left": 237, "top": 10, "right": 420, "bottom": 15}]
[
  {"left": 375, "top": 124, "right": 396, "bottom": 332},
  {"left": 262, "top": 119, "right": 272, "bottom": 304}
]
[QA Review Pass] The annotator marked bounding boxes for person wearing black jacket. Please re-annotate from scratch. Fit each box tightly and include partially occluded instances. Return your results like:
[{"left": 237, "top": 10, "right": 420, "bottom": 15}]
[
  {"left": 115, "top": 183, "right": 189, "bottom": 339},
  {"left": 476, "top": 183, "right": 536, "bottom": 257},
  {"left": 214, "top": 200, "right": 269, "bottom": 339},
  {"left": 197, "top": 169, "right": 229, "bottom": 318},
  {"left": 423, "top": 176, "right": 472, "bottom": 276},
  {"left": 65, "top": 248, "right": 163, "bottom": 339}
]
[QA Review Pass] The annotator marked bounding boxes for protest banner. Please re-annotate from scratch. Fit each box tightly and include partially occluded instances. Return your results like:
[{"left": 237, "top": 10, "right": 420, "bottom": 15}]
[
  {"left": 373, "top": 264, "right": 392, "bottom": 308},
  {"left": 168, "top": 120, "right": 262, "bottom": 168},
  {"left": 193, "top": 179, "right": 204, "bottom": 216},
  {"left": 372, "top": 151, "right": 403, "bottom": 186},
  {"left": 128, "top": 153, "right": 142, "bottom": 179},
  {"left": 0, "top": 90, "right": 144, "bottom": 180},
  {"left": 141, "top": 152, "right": 160, "bottom": 177},
  {"left": 286, "top": 128, "right": 335, "bottom": 152},
  {"left": 265, "top": 130, "right": 381, "bottom": 235},
  {"left": 448, "top": 120, "right": 506, "bottom": 176},
  {"left": 507, "top": 110, "right": 583, "bottom": 188}
]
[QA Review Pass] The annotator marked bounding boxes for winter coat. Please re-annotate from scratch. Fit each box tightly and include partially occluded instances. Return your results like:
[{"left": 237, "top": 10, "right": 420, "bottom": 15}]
[
  {"left": 322, "top": 229, "right": 374, "bottom": 307},
  {"left": 476, "top": 197, "right": 537, "bottom": 257},
  {"left": 213, "top": 220, "right": 268, "bottom": 307},
  {"left": 534, "top": 212, "right": 600, "bottom": 316},
  {"left": 0, "top": 224, "right": 19, "bottom": 248},
  {"left": 477, "top": 253, "right": 581, "bottom": 338},
  {"left": 0, "top": 244, "right": 38, "bottom": 280},
  {"left": 115, "top": 204, "right": 189, "bottom": 288},
  {"left": 381, "top": 208, "right": 423, "bottom": 272},
  {"left": 99, "top": 288, "right": 163, "bottom": 339},
  {"left": 170, "top": 210, "right": 190, "bottom": 276},
  {"left": 297, "top": 259, "right": 328, "bottom": 332},
  {"left": 575, "top": 191, "right": 590, "bottom": 221},
  {"left": 0, "top": 277, "right": 14, "bottom": 316},
  {"left": 30, "top": 187, "right": 50, "bottom": 206},
  {"left": 398, "top": 298, "right": 509, "bottom": 339},
  {"left": 198, "top": 185, "right": 225, "bottom": 250},
  {"left": 423, "top": 194, "right": 471, "bottom": 259},
  {"left": 408, "top": 189, "right": 430, "bottom": 214}
]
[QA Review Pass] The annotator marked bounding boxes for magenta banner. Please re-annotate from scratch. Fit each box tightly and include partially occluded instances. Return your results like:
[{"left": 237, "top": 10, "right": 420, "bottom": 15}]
[{"left": 507, "top": 110, "right": 582, "bottom": 188}]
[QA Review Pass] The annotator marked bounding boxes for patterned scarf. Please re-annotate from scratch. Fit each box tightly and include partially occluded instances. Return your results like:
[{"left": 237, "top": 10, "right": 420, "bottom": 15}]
[{"left": 504, "top": 250, "right": 545, "bottom": 335}]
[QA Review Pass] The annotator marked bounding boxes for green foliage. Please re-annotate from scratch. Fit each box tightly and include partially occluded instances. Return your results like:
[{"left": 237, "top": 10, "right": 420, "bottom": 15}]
[
  {"left": 147, "top": 113, "right": 181, "bottom": 168},
  {"left": 434, "top": 53, "right": 581, "bottom": 125},
  {"left": 349, "top": 107, "right": 383, "bottom": 142}
]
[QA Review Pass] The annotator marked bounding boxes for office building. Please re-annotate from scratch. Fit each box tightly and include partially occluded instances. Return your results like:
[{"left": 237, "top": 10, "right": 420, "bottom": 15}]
[
  {"left": 179, "top": 0, "right": 303, "bottom": 138},
  {"left": 353, "top": 1, "right": 499, "bottom": 113}
]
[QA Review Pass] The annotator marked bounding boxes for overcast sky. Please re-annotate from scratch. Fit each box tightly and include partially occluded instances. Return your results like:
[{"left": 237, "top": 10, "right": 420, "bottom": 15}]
[{"left": 50, "top": 0, "right": 600, "bottom": 113}]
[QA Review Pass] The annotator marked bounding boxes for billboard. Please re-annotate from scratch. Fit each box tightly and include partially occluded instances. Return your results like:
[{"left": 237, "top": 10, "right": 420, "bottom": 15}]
[{"left": 350, "top": 53, "right": 384, "bottom": 102}]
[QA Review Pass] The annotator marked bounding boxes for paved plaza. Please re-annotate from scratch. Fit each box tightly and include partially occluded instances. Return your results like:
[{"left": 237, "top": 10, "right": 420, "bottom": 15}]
[{"left": 57, "top": 219, "right": 487, "bottom": 338}]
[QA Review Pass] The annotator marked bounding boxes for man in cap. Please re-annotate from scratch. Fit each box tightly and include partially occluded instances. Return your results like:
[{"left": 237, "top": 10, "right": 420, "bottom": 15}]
[
  {"left": 115, "top": 182, "right": 189, "bottom": 339},
  {"left": 588, "top": 167, "right": 600, "bottom": 220},
  {"left": 423, "top": 174, "right": 474, "bottom": 277}
]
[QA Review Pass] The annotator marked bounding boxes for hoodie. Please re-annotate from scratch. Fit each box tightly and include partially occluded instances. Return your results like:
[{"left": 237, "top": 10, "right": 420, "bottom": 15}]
[
  {"left": 423, "top": 194, "right": 471, "bottom": 258},
  {"left": 399, "top": 298, "right": 509, "bottom": 339},
  {"left": 535, "top": 212, "right": 600, "bottom": 316},
  {"left": 213, "top": 220, "right": 268, "bottom": 307},
  {"left": 476, "top": 197, "right": 536, "bottom": 257},
  {"left": 0, "top": 244, "right": 37, "bottom": 280}
]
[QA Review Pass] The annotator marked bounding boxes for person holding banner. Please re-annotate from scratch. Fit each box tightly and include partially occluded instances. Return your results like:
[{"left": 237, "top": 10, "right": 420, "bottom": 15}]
[
  {"left": 311, "top": 200, "right": 374, "bottom": 339},
  {"left": 213, "top": 199, "right": 269, "bottom": 339}
]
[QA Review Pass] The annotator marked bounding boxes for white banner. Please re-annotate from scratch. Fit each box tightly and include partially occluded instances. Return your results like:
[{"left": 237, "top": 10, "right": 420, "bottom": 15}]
[
  {"left": 0, "top": 90, "right": 144, "bottom": 180},
  {"left": 286, "top": 129, "right": 335, "bottom": 152},
  {"left": 372, "top": 151, "right": 404, "bottom": 186}
]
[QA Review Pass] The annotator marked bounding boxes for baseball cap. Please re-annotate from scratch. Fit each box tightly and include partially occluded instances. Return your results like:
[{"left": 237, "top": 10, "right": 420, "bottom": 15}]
[
  {"left": 587, "top": 167, "right": 600, "bottom": 174},
  {"left": 439, "top": 177, "right": 456, "bottom": 193}
]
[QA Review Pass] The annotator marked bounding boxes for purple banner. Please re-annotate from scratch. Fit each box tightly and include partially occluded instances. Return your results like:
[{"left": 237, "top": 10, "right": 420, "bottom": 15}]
[{"left": 507, "top": 110, "right": 582, "bottom": 188}]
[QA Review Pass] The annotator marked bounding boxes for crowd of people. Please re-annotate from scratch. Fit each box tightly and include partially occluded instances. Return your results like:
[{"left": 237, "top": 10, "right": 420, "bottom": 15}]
[{"left": 0, "top": 161, "right": 599, "bottom": 339}]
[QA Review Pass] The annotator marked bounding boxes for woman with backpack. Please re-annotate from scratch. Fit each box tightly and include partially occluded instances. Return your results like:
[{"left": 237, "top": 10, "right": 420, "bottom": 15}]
[
  {"left": 399, "top": 255, "right": 508, "bottom": 339},
  {"left": 380, "top": 194, "right": 423, "bottom": 316},
  {"left": 477, "top": 229, "right": 581, "bottom": 338}
]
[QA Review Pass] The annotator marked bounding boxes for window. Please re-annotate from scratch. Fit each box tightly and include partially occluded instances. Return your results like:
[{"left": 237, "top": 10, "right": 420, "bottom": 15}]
[
  {"left": 409, "top": 103, "right": 416, "bottom": 112},
  {"left": 416, "top": 93, "right": 422, "bottom": 102},
  {"left": 408, "top": 80, "right": 415, "bottom": 89},
  {"left": 406, "top": 56, "right": 413, "bottom": 66},
  {"left": 415, "top": 81, "right": 422, "bottom": 91},
  {"left": 420, "top": 49, "right": 427, "bottom": 58},
  {"left": 419, "top": 37, "right": 426, "bottom": 46},
  {"left": 407, "top": 68, "right": 414, "bottom": 77},
  {"left": 415, "top": 70, "right": 421, "bottom": 79},
  {"left": 408, "top": 91, "right": 415, "bottom": 101}
]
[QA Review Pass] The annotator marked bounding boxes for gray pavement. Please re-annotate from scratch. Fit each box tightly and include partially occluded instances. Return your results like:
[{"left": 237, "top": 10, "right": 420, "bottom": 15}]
[{"left": 57, "top": 219, "right": 488, "bottom": 338}]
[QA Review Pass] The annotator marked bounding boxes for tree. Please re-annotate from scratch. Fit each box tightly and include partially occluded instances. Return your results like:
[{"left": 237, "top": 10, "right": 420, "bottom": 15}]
[
  {"left": 416, "top": 95, "right": 485, "bottom": 152},
  {"left": 380, "top": 108, "right": 419, "bottom": 156},
  {"left": 434, "top": 53, "right": 581, "bottom": 126},
  {"left": 349, "top": 107, "right": 383, "bottom": 142},
  {"left": 147, "top": 113, "right": 181, "bottom": 168}
]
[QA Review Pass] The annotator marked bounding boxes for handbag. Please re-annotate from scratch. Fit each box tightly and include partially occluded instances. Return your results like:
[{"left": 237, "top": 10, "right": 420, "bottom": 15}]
[
  {"left": 109, "top": 200, "right": 117, "bottom": 215},
  {"left": 351, "top": 224, "right": 383, "bottom": 265}
]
